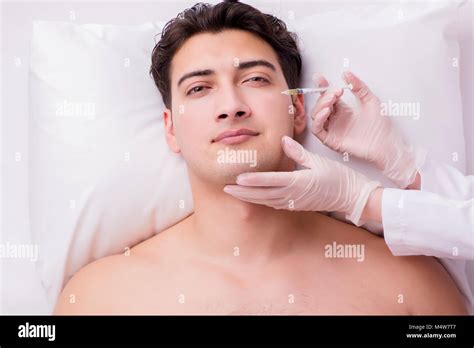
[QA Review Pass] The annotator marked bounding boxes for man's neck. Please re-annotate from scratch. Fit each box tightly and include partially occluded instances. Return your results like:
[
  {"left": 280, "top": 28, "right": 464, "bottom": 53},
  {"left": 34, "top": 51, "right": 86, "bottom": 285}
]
[{"left": 187, "top": 171, "right": 307, "bottom": 269}]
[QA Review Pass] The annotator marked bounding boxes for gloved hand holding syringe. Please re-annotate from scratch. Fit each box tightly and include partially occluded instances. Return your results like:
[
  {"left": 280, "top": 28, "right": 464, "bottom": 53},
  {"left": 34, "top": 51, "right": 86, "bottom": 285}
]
[
  {"left": 224, "top": 71, "right": 423, "bottom": 226},
  {"left": 280, "top": 84, "right": 353, "bottom": 96}
]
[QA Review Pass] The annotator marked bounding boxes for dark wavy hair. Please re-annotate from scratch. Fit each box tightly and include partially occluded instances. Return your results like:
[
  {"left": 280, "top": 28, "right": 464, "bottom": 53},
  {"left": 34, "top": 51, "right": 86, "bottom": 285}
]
[{"left": 150, "top": 0, "right": 302, "bottom": 109}]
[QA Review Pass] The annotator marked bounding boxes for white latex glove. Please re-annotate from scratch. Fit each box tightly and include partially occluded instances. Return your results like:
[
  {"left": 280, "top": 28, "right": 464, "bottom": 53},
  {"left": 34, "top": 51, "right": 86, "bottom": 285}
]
[
  {"left": 311, "top": 71, "right": 425, "bottom": 188},
  {"left": 223, "top": 136, "right": 381, "bottom": 226}
]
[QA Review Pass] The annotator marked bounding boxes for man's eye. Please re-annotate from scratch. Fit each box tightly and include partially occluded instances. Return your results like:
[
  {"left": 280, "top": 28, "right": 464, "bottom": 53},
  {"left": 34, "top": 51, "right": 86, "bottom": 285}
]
[
  {"left": 186, "top": 77, "right": 269, "bottom": 96},
  {"left": 246, "top": 76, "right": 270, "bottom": 84},
  {"left": 186, "top": 86, "right": 208, "bottom": 96}
]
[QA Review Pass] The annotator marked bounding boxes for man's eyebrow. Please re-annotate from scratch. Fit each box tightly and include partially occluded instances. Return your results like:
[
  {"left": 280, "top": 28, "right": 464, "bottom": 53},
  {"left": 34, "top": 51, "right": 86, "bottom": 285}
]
[
  {"left": 177, "top": 60, "right": 276, "bottom": 88},
  {"left": 237, "top": 59, "right": 276, "bottom": 72},
  {"left": 177, "top": 69, "right": 214, "bottom": 88}
]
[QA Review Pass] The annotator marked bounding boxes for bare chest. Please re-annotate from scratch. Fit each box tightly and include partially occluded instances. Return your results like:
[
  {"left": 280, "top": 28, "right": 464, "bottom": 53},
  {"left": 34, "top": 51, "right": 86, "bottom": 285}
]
[{"left": 129, "top": 274, "right": 403, "bottom": 315}]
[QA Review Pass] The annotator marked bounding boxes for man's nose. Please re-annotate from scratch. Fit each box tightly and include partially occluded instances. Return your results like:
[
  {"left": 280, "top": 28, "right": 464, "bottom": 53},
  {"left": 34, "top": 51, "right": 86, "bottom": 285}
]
[{"left": 215, "top": 88, "right": 251, "bottom": 121}]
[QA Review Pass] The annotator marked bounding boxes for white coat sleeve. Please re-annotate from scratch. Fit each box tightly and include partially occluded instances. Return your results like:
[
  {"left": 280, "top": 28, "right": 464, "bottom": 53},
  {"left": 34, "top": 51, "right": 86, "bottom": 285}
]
[
  {"left": 418, "top": 157, "right": 473, "bottom": 200},
  {"left": 382, "top": 155, "right": 474, "bottom": 259}
]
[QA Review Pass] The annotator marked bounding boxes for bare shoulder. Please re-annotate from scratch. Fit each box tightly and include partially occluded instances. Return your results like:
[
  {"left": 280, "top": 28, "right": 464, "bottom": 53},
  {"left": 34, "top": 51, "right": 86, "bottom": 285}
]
[
  {"left": 357, "top": 230, "right": 467, "bottom": 315},
  {"left": 54, "top": 216, "right": 192, "bottom": 315},
  {"left": 381, "top": 251, "right": 467, "bottom": 315},
  {"left": 315, "top": 213, "right": 467, "bottom": 314},
  {"left": 53, "top": 252, "right": 149, "bottom": 314}
]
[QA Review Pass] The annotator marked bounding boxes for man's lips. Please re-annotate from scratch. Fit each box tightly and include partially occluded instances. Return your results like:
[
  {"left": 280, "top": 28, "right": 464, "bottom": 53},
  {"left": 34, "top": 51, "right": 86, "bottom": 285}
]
[{"left": 213, "top": 128, "right": 260, "bottom": 144}]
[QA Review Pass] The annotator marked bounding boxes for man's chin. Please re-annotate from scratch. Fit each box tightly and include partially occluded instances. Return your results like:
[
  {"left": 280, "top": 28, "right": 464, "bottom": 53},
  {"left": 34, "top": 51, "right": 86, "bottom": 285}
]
[
  {"left": 214, "top": 155, "right": 291, "bottom": 185},
  {"left": 215, "top": 164, "right": 263, "bottom": 185},
  {"left": 187, "top": 141, "right": 296, "bottom": 186}
]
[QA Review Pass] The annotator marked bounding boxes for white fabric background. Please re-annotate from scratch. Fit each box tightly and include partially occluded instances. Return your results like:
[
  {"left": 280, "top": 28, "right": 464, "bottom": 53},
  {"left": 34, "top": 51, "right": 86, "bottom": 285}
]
[{"left": 1, "top": 0, "right": 472, "bottom": 314}]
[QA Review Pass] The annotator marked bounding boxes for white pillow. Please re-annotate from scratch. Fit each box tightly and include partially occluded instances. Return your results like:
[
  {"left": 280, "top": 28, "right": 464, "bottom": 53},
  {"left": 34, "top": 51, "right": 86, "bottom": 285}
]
[
  {"left": 29, "top": 21, "right": 194, "bottom": 310},
  {"left": 292, "top": 1, "right": 466, "bottom": 181},
  {"left": 29, "top": 1, "right": 466, "bottom": 312}
]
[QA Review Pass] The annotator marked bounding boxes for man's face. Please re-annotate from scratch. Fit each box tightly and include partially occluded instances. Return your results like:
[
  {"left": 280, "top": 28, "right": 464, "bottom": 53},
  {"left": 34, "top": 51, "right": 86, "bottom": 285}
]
[{"left": 164, "top": 29, "right": 306, "bottom": 185}]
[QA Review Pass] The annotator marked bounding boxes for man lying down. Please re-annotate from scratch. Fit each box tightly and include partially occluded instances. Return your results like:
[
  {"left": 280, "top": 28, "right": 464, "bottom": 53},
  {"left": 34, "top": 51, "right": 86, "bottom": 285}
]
[{"left": 54, "top": 0, "right": 467, "bottom": 315}]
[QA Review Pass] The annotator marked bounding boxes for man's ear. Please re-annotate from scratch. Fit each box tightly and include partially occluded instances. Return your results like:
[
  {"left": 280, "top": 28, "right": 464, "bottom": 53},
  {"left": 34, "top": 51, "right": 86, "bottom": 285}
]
[
  {"left": 163, "top": 108, "right": 181, "bottom": 153},
  {"left": 291, "top": 94, "right": 306, "bottom": 136}
]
